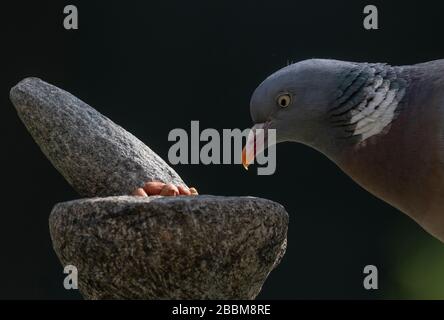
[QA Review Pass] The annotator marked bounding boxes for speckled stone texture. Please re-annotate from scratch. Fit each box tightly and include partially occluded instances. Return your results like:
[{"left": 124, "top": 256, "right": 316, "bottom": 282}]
[
  {"left": 11, "top": 78, "right": 289, "bottom": 299},
  {"left": 49, "top": 196, "right": 288, "bottom": 299},
  {"left": 10, "top": 77, "right": 185, "bottom": 197}
]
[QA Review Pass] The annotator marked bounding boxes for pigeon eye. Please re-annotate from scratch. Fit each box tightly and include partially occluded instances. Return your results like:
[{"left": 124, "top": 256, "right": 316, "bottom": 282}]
[{"left": 277, "top": 94, "right": 291, "bottom": 108}]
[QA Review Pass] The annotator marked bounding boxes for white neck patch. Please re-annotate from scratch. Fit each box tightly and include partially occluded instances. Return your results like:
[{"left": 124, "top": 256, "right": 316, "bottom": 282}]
[{"left": 327, "top": 63, "right": 409, "bottom": 144}]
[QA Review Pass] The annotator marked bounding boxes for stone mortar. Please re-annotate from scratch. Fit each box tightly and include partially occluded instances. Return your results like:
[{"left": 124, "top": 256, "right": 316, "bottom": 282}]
[
  {"left": 50, "top": 195, "right": 288, "bottom": 299},
  {"left": 10, "top": 78, "right": 289, "bottom": 299}
]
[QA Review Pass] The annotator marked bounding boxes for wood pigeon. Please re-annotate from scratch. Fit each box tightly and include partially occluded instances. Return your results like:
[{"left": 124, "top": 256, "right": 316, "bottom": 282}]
[{"left": 242, "top": 58, "right": 444, "bottom": 243}]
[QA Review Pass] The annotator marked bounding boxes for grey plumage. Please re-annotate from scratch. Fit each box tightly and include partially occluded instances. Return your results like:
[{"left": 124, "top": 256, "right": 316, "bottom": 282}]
[
  {"left": 328, "top": 63, "right": 409, "bottom": 142},
  {"left": 247, "top": 58, "right": 444, "bottom": 242}
]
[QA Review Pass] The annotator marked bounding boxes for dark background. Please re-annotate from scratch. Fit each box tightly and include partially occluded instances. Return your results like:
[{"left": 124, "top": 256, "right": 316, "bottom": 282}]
[{"left": 1, "top": 0, "right": 444, "bottom": 299}]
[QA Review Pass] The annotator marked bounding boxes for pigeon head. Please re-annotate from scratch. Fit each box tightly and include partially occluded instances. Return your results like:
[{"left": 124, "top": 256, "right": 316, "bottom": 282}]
[{"left": 242, "top": 59, "right": 357, "bottom": 168}]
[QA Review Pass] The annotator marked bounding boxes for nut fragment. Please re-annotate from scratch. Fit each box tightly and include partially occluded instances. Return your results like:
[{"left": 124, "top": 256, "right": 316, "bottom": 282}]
[
  {"left": 143, "top": 181, "right": 165, "bottom": 195},
  {"left": 160, "top": 184, "right": 179, "bottom": 196},
  {"left": 134, "top": 181, "right": 198, "bottom": 197},
  {"left": 178, "top": 185, "right": 191, "bottom": 195},
  {"left": 189, "top": 187, "right": 199, "bottom": 195},
  {"left": 132, "top": 188, "right": 148, "bottom": 197}
]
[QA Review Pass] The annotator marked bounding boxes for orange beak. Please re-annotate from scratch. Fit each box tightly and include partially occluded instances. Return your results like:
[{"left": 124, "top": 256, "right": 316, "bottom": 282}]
[{"left": 242, "top": 123, "right": 267, "bottom": 170}]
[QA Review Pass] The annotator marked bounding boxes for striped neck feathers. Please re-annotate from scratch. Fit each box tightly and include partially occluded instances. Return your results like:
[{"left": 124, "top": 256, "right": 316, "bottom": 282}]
[{"left": 327, "top": 63, "right": 411, "bottom": 146}]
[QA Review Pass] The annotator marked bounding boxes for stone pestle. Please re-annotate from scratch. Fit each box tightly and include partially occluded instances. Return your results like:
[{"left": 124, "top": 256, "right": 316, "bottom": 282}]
[
  {"left": 10, "top": 78, "right": 289, "bottom": 300},
  {"left": 10, "top": 77, "right": 185, "bottom": 197}
]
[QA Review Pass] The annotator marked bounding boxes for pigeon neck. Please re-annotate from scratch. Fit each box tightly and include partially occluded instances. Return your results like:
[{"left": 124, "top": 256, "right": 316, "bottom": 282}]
[{"left": 314, "top": 63, "right": 412, "bottom": 159}]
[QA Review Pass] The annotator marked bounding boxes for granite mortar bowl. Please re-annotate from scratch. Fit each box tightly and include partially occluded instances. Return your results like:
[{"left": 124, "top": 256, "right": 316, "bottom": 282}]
[
  {"left": 49, "top": 195, "right": 288, "bottom": 299},
  {"left": 11, "top": 77, "right": 290, "bottom": 300}
]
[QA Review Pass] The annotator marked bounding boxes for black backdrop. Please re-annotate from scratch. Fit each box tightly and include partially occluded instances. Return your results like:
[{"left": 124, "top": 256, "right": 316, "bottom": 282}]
[{"left": 1, "top": 0, "right": 444, "bottom": 299}]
